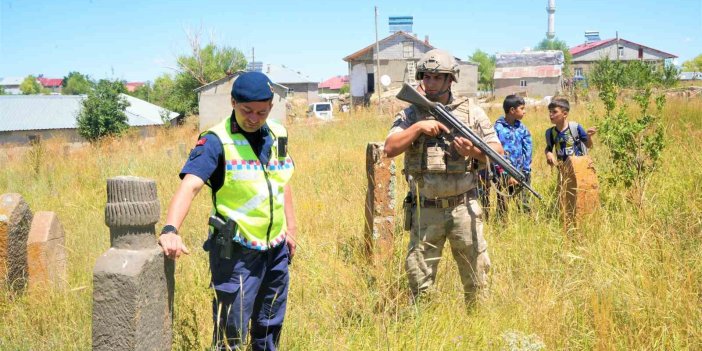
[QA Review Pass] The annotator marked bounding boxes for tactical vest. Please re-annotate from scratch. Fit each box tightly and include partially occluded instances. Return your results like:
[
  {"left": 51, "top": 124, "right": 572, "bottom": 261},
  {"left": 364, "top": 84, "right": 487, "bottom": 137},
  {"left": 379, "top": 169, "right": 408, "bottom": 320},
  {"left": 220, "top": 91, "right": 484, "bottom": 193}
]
[
  {"left": 404, "top": 101, "right": 473, "bottom": 178},
  {"left": 206, "top": 118, "right": 294, "bottom": 251}
]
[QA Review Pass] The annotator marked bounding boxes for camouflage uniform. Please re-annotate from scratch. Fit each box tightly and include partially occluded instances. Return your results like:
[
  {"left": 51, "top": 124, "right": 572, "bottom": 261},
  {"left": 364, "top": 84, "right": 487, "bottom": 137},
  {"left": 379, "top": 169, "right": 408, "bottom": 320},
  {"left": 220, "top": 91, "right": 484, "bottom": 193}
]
[{"left": 389, "top": 96, "right": 499, "bottom": 304}]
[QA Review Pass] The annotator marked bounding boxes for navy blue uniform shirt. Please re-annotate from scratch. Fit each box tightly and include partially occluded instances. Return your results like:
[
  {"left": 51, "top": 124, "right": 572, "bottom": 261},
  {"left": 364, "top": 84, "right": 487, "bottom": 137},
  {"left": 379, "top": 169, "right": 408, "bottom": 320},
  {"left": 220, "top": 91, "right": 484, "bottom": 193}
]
[{"left": 180, "top": 112, "right": 274, "bottom": 192}]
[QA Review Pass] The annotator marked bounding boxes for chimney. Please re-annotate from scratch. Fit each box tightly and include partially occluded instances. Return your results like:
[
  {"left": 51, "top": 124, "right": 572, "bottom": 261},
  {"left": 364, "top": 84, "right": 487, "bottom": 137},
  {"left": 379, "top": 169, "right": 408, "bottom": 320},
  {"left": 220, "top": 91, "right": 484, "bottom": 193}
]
[{"left": 424, "top": 35, "right": 429, "bottom": 45}]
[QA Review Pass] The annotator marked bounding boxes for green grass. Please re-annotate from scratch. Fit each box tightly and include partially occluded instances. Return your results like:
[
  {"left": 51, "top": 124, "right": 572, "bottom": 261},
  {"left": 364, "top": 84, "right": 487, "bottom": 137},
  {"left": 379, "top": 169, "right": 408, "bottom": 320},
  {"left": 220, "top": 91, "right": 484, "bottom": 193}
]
[{"left": 1, "top": 97, "right": 701, "bottom": 350}]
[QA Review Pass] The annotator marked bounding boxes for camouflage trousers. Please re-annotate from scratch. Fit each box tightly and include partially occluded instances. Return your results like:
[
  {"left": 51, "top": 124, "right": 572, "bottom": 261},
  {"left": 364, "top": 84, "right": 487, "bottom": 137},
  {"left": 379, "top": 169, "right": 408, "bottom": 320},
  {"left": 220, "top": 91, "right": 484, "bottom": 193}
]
[{"left": 406, "top": 198, "right": 491, "bottom": 305}]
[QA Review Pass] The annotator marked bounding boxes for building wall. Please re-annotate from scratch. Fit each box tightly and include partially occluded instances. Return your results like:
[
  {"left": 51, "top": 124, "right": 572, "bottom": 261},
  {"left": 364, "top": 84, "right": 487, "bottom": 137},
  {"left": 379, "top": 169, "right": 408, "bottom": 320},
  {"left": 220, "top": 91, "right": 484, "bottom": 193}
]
[
  {"left": 454, "top": 64, "right": 478, "bottom": 97},
  {"left": 494, "top": 77, "right": 561, "bottom": 97},
  {"left": 285, "top": 83, "right": 319, "bottom": 103},
  {"left": 0, "top": 126, "right": 163, "bottom": 145},
  {"left": 198, "top": 76, "right": 287, "bottom": 133}
]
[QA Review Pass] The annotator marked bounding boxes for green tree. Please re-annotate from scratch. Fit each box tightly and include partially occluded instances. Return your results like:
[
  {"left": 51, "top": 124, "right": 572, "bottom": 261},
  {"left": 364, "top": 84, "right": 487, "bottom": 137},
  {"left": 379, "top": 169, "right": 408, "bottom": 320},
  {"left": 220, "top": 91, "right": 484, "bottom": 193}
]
[
  {"left": 469, "top": 49, "right": 495, "bottom": 91},
  {"left": 0, "top": 86, "right": 6, "bottom": 95},
  {"left": 62, "top": 71, "right": 94, "bottom": 95},
  {"left": 339, "top": 84, "right": 350, "bottom": 95},
  {"left": 168, "top": 31, "right": 247, "bottom": 115},
  {"left": 681, "top": 54, "right": 702, "bottom": 72},
  {"left": 20, "top": 75, "right": 41, "bottom": 94},
  {"left": 128, "top": 82, "right": 152, "bottom": 101},
  {"left": 535, "top": 37, "right": 572, "bottom": 77},
  {"left": 589, "top": 57, "right": 667, "bottom": 203},
  {"left": 76, "top": 79, "right": 130, "bottom": 142}
]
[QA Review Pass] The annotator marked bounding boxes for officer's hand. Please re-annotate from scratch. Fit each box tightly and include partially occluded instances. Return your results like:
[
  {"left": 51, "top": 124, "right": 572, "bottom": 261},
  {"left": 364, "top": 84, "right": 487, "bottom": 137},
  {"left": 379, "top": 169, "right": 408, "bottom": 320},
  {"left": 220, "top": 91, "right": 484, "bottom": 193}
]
[
  {"left": 453, "top": 136, "right": 476, "bottom": 157},
  {"left": 286, "top": 228, "right": 297, "bottom": 261},
  {"left": 158, "top": 233, "right": 190, "bottom": 260},
  {"left": 415, "top": 120, "right": 450, "bottom": 137}
]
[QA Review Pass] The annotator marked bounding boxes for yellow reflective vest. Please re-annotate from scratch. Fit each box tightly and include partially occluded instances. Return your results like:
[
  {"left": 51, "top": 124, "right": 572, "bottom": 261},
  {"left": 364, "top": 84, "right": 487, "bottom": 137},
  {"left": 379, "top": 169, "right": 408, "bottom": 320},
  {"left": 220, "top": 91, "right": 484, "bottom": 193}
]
[{"left": 206, "top": 118, "right": 294, "bottom": 250}]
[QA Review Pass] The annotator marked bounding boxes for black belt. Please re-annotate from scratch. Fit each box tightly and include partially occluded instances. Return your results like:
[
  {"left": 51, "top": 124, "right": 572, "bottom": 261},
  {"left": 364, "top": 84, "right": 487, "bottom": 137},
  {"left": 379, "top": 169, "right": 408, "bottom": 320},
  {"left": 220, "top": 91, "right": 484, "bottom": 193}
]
[{"left": 420, "top": 188, "right": 477, "bottom": 208}]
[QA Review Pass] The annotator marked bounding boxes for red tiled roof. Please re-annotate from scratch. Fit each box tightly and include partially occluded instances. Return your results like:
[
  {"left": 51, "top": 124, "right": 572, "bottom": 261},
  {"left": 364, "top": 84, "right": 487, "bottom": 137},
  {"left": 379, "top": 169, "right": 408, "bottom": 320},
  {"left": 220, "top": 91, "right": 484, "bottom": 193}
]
[
  {"left": 570, "top": 38, "right": 677, "bottom": 58},
  {"left": 125, "top": 82, "right": 145, "bottom": 92},
  {"left": 37, "top": 77, "right": 63, "bottom": 87},
  {"left": 318, "top": 75, "right": 348, "bottom": 90},
  {"left": 493, "top": 65, "right": 562, "bottom": 79}
]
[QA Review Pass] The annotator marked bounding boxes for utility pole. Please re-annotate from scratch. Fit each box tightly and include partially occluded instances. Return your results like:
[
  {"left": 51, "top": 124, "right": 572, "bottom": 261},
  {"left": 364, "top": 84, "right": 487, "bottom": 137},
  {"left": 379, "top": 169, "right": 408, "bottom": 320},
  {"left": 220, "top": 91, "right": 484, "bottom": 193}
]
[
  {"left": 374, "top": 6, "right": 382, "bottom": 115},
  {"left": 252, "top": 47, "right": 255, "bottom": 68}
]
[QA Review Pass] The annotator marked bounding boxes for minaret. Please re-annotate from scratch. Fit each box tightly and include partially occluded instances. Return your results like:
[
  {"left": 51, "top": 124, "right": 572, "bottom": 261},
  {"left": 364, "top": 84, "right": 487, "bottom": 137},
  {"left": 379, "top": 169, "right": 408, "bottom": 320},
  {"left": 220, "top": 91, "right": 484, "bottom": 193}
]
[{"left": 546, "top": 0, "right": 556, "bottom": 39}]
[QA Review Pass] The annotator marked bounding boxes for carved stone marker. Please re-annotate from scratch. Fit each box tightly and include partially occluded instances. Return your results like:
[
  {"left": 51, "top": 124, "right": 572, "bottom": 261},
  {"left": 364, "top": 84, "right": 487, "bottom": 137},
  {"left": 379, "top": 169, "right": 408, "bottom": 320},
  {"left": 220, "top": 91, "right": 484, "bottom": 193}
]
[
  {"left": 27, "top": 211, "right": 67, "bottom": 290},
  {"left": 0, "top": 193, "right": 32, "bottom": 291},
  {"left": 364, "top": 142, "right": 396, "bottom": 264},
  {"left": 93, "top": 176, "right": 174, "bottom": 351},
  {"left": 558, "top": 156, "right": 600, "bottom": 231}
]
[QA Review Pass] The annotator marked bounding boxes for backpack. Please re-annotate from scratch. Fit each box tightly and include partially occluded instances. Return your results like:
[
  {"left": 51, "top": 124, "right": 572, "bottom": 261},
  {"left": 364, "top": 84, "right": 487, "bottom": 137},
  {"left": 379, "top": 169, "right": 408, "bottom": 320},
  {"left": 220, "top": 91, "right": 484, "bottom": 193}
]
[{"left": 548, "top": 121, "right": 588, "bottom": 156}]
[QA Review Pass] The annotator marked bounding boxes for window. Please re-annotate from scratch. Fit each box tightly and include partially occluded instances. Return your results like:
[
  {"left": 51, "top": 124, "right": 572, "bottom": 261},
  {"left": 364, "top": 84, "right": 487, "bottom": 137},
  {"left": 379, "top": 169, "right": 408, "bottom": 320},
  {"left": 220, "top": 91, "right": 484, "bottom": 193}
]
[
  {"left": 574, "top": 68, "right": 583, "bottom": 77},
  {"left": 520, "top": 80, "right": 527, "bottom": 87},
  {"left": 402, "top": 41, "right": 414, "bottom": 58},
  {"left": 638, "top": 47, "right": 644, "bottom": 59},
  {"left": 618, "top": 46, "right": 625, "bottom": 58}
]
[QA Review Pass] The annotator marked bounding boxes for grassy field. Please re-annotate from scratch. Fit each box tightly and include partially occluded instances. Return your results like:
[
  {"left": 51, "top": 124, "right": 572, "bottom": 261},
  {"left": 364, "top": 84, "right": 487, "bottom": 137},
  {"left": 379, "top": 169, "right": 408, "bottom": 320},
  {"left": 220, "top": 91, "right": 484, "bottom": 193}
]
[{"left": 1, "top": 96, "right": 701, "bottom": 350}]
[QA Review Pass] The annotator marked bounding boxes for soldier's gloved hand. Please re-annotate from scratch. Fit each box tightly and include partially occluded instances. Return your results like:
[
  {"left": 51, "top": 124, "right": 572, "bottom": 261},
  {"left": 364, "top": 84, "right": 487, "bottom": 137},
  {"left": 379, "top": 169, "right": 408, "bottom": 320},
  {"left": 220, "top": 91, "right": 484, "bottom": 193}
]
[{"left": 158, "top": 233, "right": 190, "bottom": 260}]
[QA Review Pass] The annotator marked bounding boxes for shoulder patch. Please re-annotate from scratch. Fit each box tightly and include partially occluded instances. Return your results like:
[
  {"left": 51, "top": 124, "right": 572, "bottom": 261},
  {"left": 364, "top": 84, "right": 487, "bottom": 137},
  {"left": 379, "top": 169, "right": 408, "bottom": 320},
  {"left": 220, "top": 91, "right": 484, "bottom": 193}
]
[{"left": 196, "top": 137, "right": 207, "bottom": 146}]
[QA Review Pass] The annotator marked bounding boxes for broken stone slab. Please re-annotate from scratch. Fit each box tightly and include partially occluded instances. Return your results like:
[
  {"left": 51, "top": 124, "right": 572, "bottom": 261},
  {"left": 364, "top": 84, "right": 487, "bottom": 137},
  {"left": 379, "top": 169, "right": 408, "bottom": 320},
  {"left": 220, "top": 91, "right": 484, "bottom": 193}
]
[
  {"left": 27, "top": 211, "right": 67, "bottom": 290},
  {"left": 0, "top": 193, "right": 33, "bottom": 291},
  {"left": 92, "top": 247, "right": 175, "bottom": 351},
  {"left": 104, "top": 176, "right": 160, "bottom": 250},
  {"left": 364, "top": 142, "right": 396, "bottom": 265}
]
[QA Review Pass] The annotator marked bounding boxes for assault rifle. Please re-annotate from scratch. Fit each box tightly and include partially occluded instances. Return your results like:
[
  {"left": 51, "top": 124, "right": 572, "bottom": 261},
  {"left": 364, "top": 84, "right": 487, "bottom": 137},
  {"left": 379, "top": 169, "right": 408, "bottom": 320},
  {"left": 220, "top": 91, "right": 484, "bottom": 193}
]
[{"left": 396, "top": 83, "right": 542, "bottom": 200}]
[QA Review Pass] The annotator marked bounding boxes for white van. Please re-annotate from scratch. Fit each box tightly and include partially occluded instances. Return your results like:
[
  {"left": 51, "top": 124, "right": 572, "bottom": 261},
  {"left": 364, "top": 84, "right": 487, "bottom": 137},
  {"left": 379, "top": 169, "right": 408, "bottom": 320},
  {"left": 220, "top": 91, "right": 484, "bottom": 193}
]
[{"left": 307, "top": 102, "right": 333, "bottom": 120}]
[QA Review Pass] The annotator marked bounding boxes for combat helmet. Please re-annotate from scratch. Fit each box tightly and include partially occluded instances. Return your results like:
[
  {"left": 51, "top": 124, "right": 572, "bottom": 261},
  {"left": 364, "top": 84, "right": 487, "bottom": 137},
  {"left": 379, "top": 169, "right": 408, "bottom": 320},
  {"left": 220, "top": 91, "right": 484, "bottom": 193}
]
[{"left": 415, "top": 49, "right": 459, "bottom": 82}]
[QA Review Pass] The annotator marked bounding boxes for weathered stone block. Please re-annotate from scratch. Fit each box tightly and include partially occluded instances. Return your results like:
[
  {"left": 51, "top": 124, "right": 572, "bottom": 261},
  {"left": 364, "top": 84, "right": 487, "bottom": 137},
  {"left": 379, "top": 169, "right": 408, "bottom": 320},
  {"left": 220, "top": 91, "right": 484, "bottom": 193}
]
[
  {"left": 0, "top": 193, "right": 33, "bottom": 291},
  {"left": 364, "top": 142, "right": 396, "bottom": 264},
  {"left": 105, "top": 176, "right": 160, "bottom": 249},
  {"left": 558, "top": 155, "right": 600, "bottom": 231},
  {"left": 92, "top": 248, "right": 175, "bottom": 351},
  {"left": 27, "top": 211, "right": 67, "bottom": 290}
]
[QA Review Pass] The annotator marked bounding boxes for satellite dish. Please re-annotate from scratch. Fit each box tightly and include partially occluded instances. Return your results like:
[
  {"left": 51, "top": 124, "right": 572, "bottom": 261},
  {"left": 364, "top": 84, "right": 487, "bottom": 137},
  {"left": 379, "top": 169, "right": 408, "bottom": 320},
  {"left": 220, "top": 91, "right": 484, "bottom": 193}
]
[{"left": 380, "top": 75, "right": 391, "bottom": 87}]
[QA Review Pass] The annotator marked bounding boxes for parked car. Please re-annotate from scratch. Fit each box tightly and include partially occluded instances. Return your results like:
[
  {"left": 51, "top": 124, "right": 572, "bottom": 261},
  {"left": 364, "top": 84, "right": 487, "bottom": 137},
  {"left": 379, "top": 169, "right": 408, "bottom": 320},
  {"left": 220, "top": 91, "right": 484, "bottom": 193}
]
[{"left": 307, "top": 102, "right": 333, "bottom": 120}]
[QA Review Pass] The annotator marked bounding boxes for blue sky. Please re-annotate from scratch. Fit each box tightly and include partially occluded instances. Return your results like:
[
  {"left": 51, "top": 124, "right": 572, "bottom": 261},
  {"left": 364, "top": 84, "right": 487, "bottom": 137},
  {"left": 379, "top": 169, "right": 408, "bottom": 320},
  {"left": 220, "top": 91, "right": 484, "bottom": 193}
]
[{"left": 1, "top": 0, "right": 700, "bottom": 83}]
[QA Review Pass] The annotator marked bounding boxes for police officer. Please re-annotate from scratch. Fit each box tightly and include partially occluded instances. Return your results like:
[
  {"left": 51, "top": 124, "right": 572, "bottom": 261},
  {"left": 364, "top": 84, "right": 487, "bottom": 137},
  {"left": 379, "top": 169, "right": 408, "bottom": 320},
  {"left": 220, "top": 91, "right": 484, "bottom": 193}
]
[
  {"left": 158, "top": 71, "right": 297, "bottom": 350},
  {"left": 384, "top": 49, "right": 503, "bottom": 306}
]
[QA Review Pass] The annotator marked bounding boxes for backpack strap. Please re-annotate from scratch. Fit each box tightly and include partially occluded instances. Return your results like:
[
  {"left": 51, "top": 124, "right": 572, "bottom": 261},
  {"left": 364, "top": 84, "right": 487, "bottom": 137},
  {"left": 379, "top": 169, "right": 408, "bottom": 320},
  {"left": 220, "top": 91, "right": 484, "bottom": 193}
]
[{"left": 568, "top": 121, "right": 588, "bottom": 155}]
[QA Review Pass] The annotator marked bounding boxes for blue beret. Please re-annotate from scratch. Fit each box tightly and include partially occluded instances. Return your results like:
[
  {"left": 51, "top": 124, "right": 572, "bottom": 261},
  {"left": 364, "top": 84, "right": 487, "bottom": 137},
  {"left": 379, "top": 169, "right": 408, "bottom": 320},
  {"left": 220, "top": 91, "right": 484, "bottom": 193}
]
[{"left": 231, "top": 72, "right": 274, "bottom": 102}]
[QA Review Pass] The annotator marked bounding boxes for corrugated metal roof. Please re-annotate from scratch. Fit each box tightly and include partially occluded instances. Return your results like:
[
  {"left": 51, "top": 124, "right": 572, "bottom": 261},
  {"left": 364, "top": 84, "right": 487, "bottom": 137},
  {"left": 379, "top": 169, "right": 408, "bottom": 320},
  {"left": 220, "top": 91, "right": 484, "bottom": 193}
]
[
  {"left": 0, "top": 77, "right": 24, "bottom": 86},
  {"left": 496, "top": 51, "right": 564, "bottom": 67},
  {"left": 0, "top": 94, "right": 179, "bottom": 132},
  {"left": 494, "top": 65, "right": 562, "bottom": 79},
  {"left": 263, "top": 64, "right": 316, "bottom": 84},
  {"left": 679, "top": 72, "right": 702, "bottom": 80},
  {"left": 342, "top": 31, "right": 435, "bottom": 62}
]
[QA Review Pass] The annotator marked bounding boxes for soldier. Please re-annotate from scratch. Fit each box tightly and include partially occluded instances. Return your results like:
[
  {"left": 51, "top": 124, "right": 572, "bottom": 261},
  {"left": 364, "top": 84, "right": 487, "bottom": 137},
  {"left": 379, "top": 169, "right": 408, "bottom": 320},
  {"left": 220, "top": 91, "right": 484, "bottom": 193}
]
[{"left": 384, "top": 49, "right": 503, "bottom": 306}]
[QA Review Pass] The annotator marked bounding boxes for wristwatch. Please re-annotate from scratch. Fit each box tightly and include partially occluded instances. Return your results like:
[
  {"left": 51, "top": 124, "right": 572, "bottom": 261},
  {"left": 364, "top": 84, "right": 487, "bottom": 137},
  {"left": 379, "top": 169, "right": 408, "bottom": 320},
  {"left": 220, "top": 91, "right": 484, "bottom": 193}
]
[{"left": 160, "top": 225, "right": 178, "bottom": 235}]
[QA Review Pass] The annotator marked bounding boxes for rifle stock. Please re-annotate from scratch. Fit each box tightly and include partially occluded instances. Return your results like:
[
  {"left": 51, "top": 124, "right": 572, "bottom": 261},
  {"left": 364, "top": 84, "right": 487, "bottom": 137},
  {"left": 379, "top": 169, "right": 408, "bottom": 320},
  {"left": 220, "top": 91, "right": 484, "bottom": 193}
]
[{"left": 396, "top": 83, "right": 542, "bottom": 200}]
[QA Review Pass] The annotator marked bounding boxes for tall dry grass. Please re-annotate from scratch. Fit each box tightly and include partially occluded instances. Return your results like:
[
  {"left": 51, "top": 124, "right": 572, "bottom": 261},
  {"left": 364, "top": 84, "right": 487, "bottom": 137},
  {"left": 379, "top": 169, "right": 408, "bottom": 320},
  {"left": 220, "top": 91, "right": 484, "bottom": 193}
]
[{"left": 1, "top": 97, "right": 701, "bottom": 350}]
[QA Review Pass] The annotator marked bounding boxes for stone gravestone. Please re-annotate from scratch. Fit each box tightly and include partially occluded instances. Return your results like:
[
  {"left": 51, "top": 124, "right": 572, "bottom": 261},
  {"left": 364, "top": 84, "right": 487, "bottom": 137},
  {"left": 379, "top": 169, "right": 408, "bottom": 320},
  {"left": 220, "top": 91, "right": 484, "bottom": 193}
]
[
  {"left": 92, "top": 176, "right": 174, "bottom": 351},
  {"left": 364, "top": 142, "right": 396, "bottom": 264},
  {"left": 0, "top": 193, "right": 33, "bottom": 292},
  {"left": 27, "top": 211, "right": 67, "bottom": 290},
  {"left": 558, "top": 155, "right": 600, "bottom": 231}
]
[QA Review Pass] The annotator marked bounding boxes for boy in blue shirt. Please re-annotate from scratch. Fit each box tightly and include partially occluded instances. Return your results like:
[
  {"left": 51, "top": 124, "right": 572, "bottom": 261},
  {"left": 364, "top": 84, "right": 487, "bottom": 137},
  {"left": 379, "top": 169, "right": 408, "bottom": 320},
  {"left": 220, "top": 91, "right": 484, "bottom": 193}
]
[
  {"left": 544, "top": 98, "right": 596, "bottom": 166},
  {"left": 479, "top": 95, "right": 533, "bottom": 215}
]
